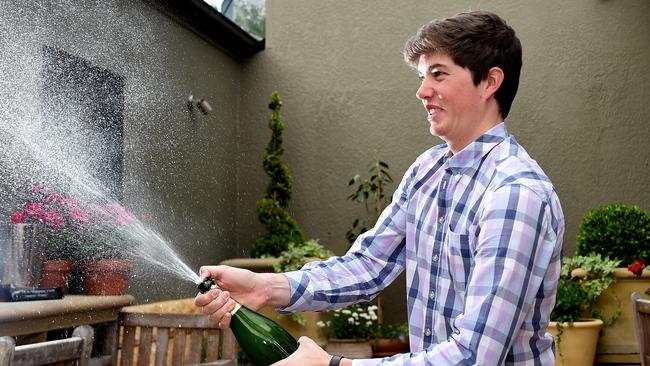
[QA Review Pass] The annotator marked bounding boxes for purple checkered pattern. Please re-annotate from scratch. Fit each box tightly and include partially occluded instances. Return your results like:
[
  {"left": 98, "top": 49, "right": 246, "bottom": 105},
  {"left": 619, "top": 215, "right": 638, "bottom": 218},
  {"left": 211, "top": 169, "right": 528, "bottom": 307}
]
[{"left": 281, "top": 123, "right": 564, "bottom": 365}]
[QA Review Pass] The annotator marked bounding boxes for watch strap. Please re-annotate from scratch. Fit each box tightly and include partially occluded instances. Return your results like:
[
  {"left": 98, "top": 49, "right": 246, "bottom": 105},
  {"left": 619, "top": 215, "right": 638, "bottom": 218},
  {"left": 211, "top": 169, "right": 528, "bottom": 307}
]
[{"left": 329, "top": 355, "right": 343, "bottom": 366}]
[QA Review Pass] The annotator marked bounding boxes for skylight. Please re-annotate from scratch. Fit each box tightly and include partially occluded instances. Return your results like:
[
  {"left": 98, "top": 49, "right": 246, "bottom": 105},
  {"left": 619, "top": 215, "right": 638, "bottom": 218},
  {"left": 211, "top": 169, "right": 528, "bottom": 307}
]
[{"left": 201, "top": 0, "right": 265, "bottom": 40}]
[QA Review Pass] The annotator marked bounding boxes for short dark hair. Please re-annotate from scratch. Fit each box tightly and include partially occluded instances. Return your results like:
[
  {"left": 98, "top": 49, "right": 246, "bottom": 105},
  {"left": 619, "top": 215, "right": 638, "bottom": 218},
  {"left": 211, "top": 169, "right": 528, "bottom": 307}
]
[{"left": 403, "top": 10, "right": 522, "bottom": 118}]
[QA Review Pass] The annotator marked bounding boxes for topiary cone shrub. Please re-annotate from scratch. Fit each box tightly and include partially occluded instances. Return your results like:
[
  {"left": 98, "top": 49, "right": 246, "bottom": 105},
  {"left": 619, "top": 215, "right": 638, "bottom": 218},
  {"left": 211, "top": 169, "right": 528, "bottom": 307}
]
[
  {"left": 576, "top": 204, "right": 650, "bottom": 267},
  {"left": 252, "top": 92, "right": 305, "bottom": 258}
]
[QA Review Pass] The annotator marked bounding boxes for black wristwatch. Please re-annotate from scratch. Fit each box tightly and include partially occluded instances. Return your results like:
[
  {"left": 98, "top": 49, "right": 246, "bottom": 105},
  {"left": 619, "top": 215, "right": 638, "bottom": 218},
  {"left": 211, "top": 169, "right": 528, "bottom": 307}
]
[{"left": 329, "top": 355, "right": 343, "bottom": 366}]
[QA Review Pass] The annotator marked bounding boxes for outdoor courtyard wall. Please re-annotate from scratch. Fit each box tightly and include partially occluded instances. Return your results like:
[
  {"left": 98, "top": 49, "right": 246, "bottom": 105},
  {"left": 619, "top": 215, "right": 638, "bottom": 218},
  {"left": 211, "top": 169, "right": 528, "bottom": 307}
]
[{"left": 238, "top": 0, "right": 650, "bottom": 324}]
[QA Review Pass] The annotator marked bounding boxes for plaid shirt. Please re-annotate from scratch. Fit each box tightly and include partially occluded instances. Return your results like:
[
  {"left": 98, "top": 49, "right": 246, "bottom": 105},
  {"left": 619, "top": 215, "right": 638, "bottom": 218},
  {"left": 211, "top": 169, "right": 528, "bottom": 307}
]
[{"left": 281, "top": 123, "right": 564, "bottom": 365}]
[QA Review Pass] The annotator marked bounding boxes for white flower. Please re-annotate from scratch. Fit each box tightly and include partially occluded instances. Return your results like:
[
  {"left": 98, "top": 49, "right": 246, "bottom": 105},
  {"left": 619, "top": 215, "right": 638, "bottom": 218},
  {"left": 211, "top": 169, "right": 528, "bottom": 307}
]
[
  {"left": 316, "top": 321, "right": 326, "bottom": 328},
  {"left": 366, "top": 321, "right": 372, "bottom": 327},
  {"left": 352, "top": 312, "right": 359, "bottom": 318},
  {"left": 342, "top": 309, "right": 352, "bottom": 315},
  {"left": 348, "top": 317, "right": 355, "bottom": 324}
]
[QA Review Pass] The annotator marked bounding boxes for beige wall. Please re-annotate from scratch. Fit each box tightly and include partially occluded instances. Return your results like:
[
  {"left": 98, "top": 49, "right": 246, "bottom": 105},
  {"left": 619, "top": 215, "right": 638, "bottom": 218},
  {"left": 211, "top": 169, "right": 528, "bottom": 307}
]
[{"left": 238, "top": 0, "right": 650, "bottom": 322}]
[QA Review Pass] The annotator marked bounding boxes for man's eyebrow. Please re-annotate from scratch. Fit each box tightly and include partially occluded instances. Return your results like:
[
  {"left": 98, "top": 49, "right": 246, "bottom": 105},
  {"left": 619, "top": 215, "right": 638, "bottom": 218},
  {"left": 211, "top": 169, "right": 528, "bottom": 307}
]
[{"left": 418, "top": 63, "right": 446, "bottom": 75}]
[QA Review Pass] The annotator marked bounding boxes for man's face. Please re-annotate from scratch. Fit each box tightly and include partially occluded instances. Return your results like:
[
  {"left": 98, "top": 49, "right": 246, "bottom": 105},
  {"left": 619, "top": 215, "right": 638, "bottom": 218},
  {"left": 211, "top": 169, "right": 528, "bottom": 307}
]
[{"left": 416, "top": 53, "right": 488, "bottom": 151}]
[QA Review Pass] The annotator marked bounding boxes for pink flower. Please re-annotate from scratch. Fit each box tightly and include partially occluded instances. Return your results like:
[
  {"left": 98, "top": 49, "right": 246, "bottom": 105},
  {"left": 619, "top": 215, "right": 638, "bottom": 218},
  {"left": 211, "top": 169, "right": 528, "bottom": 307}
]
[
  {"left": 64, "top": 198, "right": 81, "bottom": 208},
  {"left": 31, "top": 184, "right": 46, "bottom": 195},
  {"left": 628, "top": 259, "right": 645, "bottom": 277},
  {"left": 24, "top": 202, "right": 45, "bottom": 220},
  {"left": 70, "top": 207, "right": 89, "bottom": 223},
  {"left": 115, "top": 213, "right": 135, "bottom": 224},
  {"left": 10, "top": 211, "right": 26, "bottom": 224},
  {"left": 44, "top": 192, "right": 65, "bottom": 204},
  {"left": 143, "top": 213, "right": 154, "bottom": 223},
  {"left": 42, "top": 209, "right": 65, "bottom": 231}
]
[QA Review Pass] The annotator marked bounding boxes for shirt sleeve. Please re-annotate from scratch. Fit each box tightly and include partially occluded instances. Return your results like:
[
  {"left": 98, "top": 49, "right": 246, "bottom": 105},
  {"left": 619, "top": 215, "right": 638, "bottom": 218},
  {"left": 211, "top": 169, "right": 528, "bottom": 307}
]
[
  {"left": 278, "top": 162, "right": 419, "bottom": 313},
  {"left": 353, "top": 184, "right": 559, "bottom": 366}
]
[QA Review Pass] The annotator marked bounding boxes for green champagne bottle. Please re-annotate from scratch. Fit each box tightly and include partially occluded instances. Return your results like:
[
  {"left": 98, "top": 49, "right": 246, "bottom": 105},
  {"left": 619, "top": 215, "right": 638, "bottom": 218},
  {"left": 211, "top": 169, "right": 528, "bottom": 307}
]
[{"left": 197, "top": 277, "right": 299, "bottom": 366}]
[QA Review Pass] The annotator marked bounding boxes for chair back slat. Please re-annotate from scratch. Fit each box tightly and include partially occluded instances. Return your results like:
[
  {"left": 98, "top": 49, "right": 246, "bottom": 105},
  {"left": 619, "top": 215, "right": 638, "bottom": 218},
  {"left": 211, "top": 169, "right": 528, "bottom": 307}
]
[
  {"left": 0, "top": 326, "right": 93, "bottom": 366},
  {"left": 632, "top": 292, "right": 650, "bottom": 366},
  {"left": 171, "top": 329, "right": 186, "bottom": 365},
  {"left": 153, "top": 328, "right": 169, "bottom": 366},
  {"left": 136, "top": 326, "right": 154, "bottom": 366},
  {"left": 205, "top": 330, "right": 221, "bottom": 362},
  {"left": 0, "top": 336, "right": 16, "bottom": 366},
  {"left": 186, "top": 330, "right": 203, "bottom": 364},
  {"left": 117, "top": 309, "right": 235, "bottom": 366}
]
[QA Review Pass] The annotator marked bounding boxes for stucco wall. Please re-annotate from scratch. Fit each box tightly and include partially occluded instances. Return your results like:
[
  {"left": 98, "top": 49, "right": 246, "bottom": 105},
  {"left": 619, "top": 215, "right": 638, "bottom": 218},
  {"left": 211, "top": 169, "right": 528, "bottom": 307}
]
[
  {"left": 238, "top": 0, "right": 650, "bottom": 323},
  {"left": 0, "top": 0, "right": 242, "bottom": 301}
]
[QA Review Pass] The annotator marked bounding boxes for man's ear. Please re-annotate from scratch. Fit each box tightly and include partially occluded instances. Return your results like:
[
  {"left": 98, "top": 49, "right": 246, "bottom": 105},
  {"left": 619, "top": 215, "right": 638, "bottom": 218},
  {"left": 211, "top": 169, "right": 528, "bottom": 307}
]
[{"left": 483, "top": 67, "right": 504, "bottom": 100}]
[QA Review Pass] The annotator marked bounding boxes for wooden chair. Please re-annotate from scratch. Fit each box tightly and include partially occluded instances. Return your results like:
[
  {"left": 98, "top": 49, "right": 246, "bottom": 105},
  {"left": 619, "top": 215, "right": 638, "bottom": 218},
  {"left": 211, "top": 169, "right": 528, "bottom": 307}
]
[
  {"left": 632, "top": 292, "right": 650, "bottom": 366},
  {"left": 115, "top": 311, "right": 237, "bottom": 366},
  {"left": 0, "top": 325, "right": 93, "bottom": 366}
]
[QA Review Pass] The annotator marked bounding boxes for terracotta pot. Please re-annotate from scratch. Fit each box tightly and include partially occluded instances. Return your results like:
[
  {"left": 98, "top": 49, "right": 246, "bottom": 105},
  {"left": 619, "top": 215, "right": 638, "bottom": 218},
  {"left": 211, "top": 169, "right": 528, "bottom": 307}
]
[
  {"left": 81, "top": 259, "right": 133, "bottom": 296},
  {"left": 372, "top": 338, "right": 410, "bottom": 358},
  {"left": 548, "top": 318, "right": 603, "bottom": 366},
  {"left": 40, "top": 259, "right": 74, "bottom": 294},
  {"left": 325, "top": 339, "right": 373, "bottom": 359}
]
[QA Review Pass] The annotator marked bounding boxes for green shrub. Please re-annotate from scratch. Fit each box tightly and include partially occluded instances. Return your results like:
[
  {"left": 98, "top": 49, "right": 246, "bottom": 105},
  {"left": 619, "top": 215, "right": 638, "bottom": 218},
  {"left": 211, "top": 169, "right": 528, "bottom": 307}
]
[
  {"left": 550, "top": 254, "right": 620, "bottom": 325},
  {"left": 576, "top": 204, "right": 650, "bottom": 267},
  {"left": 252, "top": 92, "right": 305, "bottom": 258},
  {"left": 273, "top": 239, "right": 333, "bottom": 273}
]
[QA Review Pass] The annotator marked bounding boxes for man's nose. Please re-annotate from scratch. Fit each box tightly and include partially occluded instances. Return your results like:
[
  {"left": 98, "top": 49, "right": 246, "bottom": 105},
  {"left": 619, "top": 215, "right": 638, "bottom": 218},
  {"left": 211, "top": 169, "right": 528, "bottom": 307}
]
[{"left": 416, "top": 81, "right": 433, "bottom": 101}]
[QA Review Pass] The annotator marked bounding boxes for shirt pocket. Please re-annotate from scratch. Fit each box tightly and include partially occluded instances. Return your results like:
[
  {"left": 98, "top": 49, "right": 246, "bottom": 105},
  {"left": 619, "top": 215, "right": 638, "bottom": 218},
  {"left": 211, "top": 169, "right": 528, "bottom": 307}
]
[{"left": 446, "top": 229, "right": 473, "bottom": 292}]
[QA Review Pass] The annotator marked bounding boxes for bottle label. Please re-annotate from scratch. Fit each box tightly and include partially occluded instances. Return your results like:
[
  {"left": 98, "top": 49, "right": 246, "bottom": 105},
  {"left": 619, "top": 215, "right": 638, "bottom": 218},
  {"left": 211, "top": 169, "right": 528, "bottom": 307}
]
[{"left": 232, "top": 301, "right": 242, "bottom": 315}]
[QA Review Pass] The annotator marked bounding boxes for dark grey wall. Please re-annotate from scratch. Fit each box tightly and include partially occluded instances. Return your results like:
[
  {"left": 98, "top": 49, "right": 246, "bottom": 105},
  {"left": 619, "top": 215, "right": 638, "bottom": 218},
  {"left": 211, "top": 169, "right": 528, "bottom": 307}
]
[{"left": 0, "top": 0, "right": 242, "bottom": 301}]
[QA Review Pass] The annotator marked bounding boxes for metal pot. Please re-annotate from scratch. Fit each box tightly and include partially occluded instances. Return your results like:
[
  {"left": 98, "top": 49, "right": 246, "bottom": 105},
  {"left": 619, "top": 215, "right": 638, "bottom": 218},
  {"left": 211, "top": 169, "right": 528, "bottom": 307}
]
[{"left": 0, "top": 223, "right": 48, "bottom": 287}]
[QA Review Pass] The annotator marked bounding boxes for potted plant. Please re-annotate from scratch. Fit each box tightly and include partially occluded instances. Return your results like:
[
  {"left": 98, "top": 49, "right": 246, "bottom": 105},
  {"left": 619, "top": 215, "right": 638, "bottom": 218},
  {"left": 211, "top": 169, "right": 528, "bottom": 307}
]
[
  {"left": 549, "top": 254, "right": 620, "bottom": 366},
  {"left": 371, "top": 322, "right": 409, "bottom": 358},
  {"left": 575, "top": 204, "right": 650, "bottom": 362},
  {"left": 10, "top": 184, "right": 86, "bottom": 293},
  {"left": 77, "top": 204, "right": 135, "bottom": 296},
  {"left": 346, "top": 157, "right": 393, "bottom": 325},
  {"left": 318, "top": 303, "right": 379, "bottom": 359},
  {"left": 252, "top": 91, "right": 305, "bottom": 258}
]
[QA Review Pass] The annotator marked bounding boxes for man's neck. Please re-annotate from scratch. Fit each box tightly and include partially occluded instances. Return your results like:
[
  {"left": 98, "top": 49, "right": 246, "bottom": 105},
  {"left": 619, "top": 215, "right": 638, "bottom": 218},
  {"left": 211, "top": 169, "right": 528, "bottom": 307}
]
[{"left": 448, "top": 109, "right": 503, "bottom": 154}]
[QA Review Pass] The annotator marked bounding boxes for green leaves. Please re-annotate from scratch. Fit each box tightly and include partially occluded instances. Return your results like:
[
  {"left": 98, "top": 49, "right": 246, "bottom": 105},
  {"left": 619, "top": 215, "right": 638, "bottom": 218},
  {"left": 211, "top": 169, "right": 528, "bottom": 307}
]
[
  {"left": 551, "top": 254, "right": 621, "bottom": 325},
  {"left": 576, "top": 204, "right": 650, "bottom": 267},
  {"left": 346, "top": 157, "right": 394, "bottom": 245},
  {"left": 253, "top": 92, "right": 305, "bottom": 258}
]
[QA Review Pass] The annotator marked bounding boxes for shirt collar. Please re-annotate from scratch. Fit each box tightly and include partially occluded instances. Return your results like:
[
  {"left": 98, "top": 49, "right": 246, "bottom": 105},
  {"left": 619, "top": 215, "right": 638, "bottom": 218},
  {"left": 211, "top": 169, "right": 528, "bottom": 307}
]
[{"left": 444, "top": 122, "right": 509, "bottom": 172}]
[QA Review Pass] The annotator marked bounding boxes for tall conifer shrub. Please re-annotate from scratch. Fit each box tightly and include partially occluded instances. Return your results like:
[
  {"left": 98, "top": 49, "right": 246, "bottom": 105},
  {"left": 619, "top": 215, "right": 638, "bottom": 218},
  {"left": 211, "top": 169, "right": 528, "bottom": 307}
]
[{"left": 252, "top": 92, "right": 305, "bottom": 258}]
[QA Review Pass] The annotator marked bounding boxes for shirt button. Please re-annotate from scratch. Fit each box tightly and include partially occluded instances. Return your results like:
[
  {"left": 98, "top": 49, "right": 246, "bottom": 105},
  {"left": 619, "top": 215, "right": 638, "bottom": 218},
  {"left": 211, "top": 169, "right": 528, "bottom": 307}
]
[
  {"left": 429, "top": 291, "right": 436, "bottom": 300},
  {"left": 438, "top": 216, "right": 445, "bottom": 224},
  {"left": 425, "top": 328, "right": 432, "bottom": 337},
  {"left": 432, "top": 254, "right": 439, "bottom": 262}
]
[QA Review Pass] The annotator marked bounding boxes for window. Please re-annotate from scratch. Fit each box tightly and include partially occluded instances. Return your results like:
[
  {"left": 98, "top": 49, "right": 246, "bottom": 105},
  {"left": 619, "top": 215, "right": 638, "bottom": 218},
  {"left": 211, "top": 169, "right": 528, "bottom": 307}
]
[{"left": 149, "top": 0, "right": 265, "bottom": 61}]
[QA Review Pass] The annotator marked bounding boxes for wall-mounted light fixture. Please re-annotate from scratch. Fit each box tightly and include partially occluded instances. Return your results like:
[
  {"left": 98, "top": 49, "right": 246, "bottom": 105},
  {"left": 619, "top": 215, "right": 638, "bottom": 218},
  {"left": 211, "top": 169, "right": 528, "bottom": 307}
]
[{"left": 188, "top": 95, "right": 213, "bottom": 115}]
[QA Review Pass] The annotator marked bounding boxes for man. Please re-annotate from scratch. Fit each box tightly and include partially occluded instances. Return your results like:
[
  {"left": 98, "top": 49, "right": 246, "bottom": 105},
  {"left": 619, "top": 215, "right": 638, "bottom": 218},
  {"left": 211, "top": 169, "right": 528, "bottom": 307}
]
[{"left": 195, "top": 10, "right": 564, "bottom": 366}]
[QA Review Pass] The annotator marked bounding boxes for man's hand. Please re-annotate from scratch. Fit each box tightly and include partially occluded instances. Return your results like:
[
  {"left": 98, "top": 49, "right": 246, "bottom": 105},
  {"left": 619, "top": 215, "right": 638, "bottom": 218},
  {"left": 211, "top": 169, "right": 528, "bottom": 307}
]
[
  {"left": 271, "top": 336, "right": 334, "bottom": 366},
  {"left": 194, "top": 265, "right": 292, "bottom": 328},
  {"left": 194, "top": 265, "right": 266, "bottom": 327}
]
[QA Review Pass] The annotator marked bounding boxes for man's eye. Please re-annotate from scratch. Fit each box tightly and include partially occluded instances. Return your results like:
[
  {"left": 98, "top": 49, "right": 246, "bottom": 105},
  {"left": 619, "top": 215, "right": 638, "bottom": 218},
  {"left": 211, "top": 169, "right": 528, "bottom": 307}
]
[{"left": 432, "top": 71, "right": 444, "bottom": 78}]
